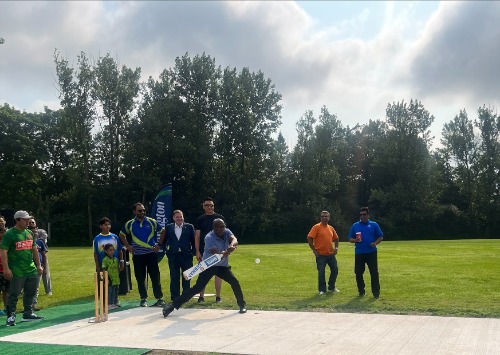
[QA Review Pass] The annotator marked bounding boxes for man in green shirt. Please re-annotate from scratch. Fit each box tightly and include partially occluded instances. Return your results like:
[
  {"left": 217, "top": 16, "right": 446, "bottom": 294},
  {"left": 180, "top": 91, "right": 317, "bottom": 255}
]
[{"left": 0, "top": 210, "right": 44, "bottom": 326}]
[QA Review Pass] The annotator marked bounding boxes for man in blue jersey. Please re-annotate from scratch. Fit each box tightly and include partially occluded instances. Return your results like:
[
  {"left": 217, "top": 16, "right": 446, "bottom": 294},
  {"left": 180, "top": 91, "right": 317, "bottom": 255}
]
[
  {"left": 348, "top": 207, "right": 383, "bottom": 299},
  {"left": 119, "top": 203, "right": 166, "bottom": 307},
  {"left": 93, "top": 217, "right": 124, "bottom": 307}
]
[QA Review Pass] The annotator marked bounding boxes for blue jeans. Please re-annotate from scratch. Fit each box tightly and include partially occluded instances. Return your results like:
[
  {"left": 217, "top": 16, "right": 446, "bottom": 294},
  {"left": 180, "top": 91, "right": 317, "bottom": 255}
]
[
  {"left": 6, "top": 275, "right": 39, "bottom": 316},
  {"left": 316, "top": 254, "right": 338, "bottom": 292}
]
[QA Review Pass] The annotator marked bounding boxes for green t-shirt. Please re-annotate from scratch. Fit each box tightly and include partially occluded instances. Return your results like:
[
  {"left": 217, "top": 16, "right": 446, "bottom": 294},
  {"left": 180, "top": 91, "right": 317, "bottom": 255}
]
[
  {"left": 0, "top": 227, "right": 37, "bottom": 277},
  {"left": 101, "top": 255, "right": 120, "bottom": 286}
]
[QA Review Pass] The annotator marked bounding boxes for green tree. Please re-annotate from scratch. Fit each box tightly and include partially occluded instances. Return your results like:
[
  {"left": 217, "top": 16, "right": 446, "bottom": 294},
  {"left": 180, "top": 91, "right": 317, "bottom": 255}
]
[{"left": 54, "top": 50, "right": 96, "bottom": 242}]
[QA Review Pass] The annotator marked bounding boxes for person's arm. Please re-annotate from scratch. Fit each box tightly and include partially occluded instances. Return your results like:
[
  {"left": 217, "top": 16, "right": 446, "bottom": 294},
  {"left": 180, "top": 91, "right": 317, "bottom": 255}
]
[
  {"left": 332, "top": 229, "right": 339, "bottom": 255},
  {"left": 119, "top": 232, "right": 134, "bottom": 254},
  {"left": 32, "top": 243, "right": 43, "bottom": 275},
  {"left": 94, "top": 252, "right": 101, "bottom": 273},
  {"left": 370, "top": 236, "right": 383, "bottom": 248},
  {"left": 118, "top": 248, "right": 124, "bottom": 271},
  {"left": 153, "top": 227, "right": 165, "bottom": 252},
  {"left": 194, "top": 229, "right": 202, "bottom": 262},
  {"left": 307, "top": 236, "right": 318, "bottom": 256},
  {"left": 0, "top": 249, "right": 12, "bottom": 280},
  {"left": 222, "top": 234, "right": 238, "bottom": 257}
]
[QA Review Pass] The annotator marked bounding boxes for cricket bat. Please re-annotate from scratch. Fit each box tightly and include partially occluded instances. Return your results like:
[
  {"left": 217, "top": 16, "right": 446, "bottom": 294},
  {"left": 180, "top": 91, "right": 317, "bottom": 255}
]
[{"left": 183, "top": 253, "right": 224, "bottom": 280}]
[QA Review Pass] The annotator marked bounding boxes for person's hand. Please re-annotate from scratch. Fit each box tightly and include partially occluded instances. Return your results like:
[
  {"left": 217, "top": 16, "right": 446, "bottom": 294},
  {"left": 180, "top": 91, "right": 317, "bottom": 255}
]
[
  {"left": 370, "top": 242, "right": 377, "bottom": 247},
  {"left": 196, "top": 251, "right": 202, "bottom": 262},
  {"left": 153, "top": 243, "right": 160, "bottom": 253},
  {"left": 333, "top": 248, "right": 338, "bottom": 255},
  {"left": 126, "top": 245, "right": 134, "bottom": 254},
  {"left": 37, "top": 265, "right": 44, "bottom": 275},
  {"left": 119, "top": 263, "right": 124, "bottom": 271},
  {"left": 3, "top": 268, "right": 13, "bottom": 280}
]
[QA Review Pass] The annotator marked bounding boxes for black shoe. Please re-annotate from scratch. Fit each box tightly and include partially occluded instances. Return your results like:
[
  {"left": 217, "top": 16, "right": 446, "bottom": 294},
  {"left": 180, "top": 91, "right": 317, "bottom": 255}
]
[
  {"left": 140, "top": 299, "right": 148, "bottom": 307},
  {"left": 21, "top": 313, "right": 44, "bottom": 322},
  {"left": 152, "top": 298, "right": 166, "bottom": 307},
  {"left": 359, "top": 292, "right": 365, "bottom": 297},
  {"left": 239, "top": 305, "right": 247, "bottom": 314},
  {"left": 6, "top": 313, "right": 16, "bottom": 326},
  {"left": 374, "top": 294, "right": 380, "bottom": 299},
  {"left": 162, "top": 303, "right": 175, "bottom": 317},
  {"left": 215, "top": 296, "right": 222, "bottom": 303},
  {"left": 197, "top": 297, "right": 205, "bottom": 303}
]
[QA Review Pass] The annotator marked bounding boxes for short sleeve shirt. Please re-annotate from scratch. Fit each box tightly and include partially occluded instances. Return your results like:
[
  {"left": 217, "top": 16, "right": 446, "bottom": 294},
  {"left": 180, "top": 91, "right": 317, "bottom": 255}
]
[
  {"left": 0, "top": 227, "right": 37, "bottom": 277},
  {"left": 307, "top": 223, "right": 339, "bottom": 256},
  {"left": 203, "top": 229, "right": 233, "bottom": 267},
  {"left": 93, "top": 233, "right": 122, "bottom": 265}
]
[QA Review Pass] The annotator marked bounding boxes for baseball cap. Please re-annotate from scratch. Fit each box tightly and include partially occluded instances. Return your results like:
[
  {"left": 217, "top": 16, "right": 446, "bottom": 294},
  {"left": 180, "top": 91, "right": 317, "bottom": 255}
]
[{"left": 14, "top": 210, "right": 31, "bottom": 219}]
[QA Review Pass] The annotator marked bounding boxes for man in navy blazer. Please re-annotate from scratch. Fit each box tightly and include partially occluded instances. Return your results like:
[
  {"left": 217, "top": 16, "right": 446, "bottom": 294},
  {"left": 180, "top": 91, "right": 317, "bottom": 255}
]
[{"left": 164, "top": 210, "right": 196, "bottom": 301}]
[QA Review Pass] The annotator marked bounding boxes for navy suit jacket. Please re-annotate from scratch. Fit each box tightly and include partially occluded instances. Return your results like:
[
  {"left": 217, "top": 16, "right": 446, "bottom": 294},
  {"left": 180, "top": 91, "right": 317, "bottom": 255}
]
[{"left": 164, "top": 222, "right": 196, "bottom": 256}]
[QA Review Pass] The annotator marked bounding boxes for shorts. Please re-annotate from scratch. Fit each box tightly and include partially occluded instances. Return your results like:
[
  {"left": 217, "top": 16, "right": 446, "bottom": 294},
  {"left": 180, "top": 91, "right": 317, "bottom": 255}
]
[{"left": 0, "top": 273, "right": 10, "bottom": 291}]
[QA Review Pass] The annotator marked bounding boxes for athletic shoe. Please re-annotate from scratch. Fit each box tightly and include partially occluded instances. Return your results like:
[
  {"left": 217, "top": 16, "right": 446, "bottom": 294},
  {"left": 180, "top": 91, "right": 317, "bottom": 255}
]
[
  {"left": 108, "top": 304, "right": 118, "bottom": 310},
  {"left": 140, "top": 299, "right": 148, "bottom": 307},
  {"left": 6, "top": 314, "right": 16, "bottom": 326},
  {"left": 318, "top": 291, "right": 325, "bottom": 295},
  {"left": 21, "top": 313, "right": 44, "bottom": 322},
  {"left": 115, "top": 302, "right": 122, "bottom": 308},
  {"left": 328, "top": 288, "right": 340, "bottom": 293},
  {"left": 374, "top": 294, "right": 380, "bottom": 299},
  {"left": 239, "top": 305, "right": 247, "bottom": 314},
  {"left": 359, "top": 292, "right": 366, "bottom": 297},
  {"left": 152, "top": 299, "right": 166, "bottom": 307},
  {"left": 215, "top": 297, "right": 222, "bottom": 303},
  {"left": 162, "top": 303, "right": 175, "bottom": 317},
  {"left": 46, "top": 292, "right": 53, "bottom": 296},
  {"left": 197, "top": 297, "right": 205, "bottom": 303}
]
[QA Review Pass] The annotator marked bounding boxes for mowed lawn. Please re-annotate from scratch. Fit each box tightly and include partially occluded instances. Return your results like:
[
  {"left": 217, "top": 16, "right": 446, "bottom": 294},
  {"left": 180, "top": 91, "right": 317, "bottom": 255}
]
[{"left": 36, "top": 239, "right": 500, "bottom": 318}]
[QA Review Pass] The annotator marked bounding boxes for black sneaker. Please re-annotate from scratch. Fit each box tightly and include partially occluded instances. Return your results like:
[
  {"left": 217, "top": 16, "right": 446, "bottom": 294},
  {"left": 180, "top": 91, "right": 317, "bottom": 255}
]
[
  {"left": 21, "top": 313, "right": 44, "bottom": 322},
  {"left": 359, "top": 292, "right": 366, "bottom": 297},
  {"left": 152, "top": 298, "right": 166, "bottom": 307},
  {"left": 239, "top": 305, "right": 247, "bottom": 314},
  {"left": 215, "top": 296, "right": 222, "bottom": 303},
  {"left": 6, "top": 314, "right": 16, "bottom": 326},
  {"left": 140, "top": 299, "right": 148, "bottom": 307},
  {"left": 374, "top": 294, "right": 380, "bottom": 299},
  {"left": 162, "top": 303, "right": 175, "bottom": 317},
  {"left": 197, "top": 297, "right": 205, "bottom": 303}
]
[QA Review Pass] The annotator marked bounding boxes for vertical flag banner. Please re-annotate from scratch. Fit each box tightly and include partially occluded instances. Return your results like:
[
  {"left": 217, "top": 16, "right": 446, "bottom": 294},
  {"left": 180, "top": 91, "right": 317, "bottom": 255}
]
[{"left": 150, "top": 184, "right": 172, "bottom": 262}]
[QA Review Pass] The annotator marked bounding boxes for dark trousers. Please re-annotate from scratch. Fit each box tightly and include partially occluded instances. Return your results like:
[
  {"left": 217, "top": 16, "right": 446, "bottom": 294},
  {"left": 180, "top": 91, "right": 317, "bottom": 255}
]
[
  {"left": 355, "top": 251, "right": 380, "bottom": 296},
  {"left": 316, "top": 254, "right": 338, "bottom": 292},
  {"left": 167, "top": 252, "right": 194, "bottom": 301},
  {"left": 172, "top": 266, "right": 245, "bottom": 309},
  {"left": 6, "top": 275, "right": 38, "bottom": 316},
  {"left": 132, "top": 252, "right": 163, "bottom": 300}
]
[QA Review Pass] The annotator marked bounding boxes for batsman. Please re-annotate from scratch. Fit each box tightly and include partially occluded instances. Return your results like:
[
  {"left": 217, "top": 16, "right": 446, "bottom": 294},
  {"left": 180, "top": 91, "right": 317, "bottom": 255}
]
[{"left": 163, "top": 219, "right": 247, "bottom": 316}]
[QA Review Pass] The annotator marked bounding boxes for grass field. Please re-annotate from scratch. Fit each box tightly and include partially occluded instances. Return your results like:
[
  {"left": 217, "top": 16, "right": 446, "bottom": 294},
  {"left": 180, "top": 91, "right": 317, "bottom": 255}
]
[{"left": 27, "top": 239, "right": 500, "bottom": 318}]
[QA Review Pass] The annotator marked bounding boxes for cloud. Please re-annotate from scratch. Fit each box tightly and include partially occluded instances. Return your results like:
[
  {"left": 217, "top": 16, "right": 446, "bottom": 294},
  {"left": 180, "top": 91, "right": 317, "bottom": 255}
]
[{"left": 0, "top": 1, "right": 498, "bottom": 148}]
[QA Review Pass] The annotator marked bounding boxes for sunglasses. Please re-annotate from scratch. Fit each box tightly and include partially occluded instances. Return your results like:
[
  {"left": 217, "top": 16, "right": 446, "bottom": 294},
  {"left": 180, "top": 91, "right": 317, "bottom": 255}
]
[
  {"left": 203, "top": 204, "right": 214, "bottom": 207},
  {"left": 137, "top": 209, "right": 146, "bottom": 213},
  {"left": 359, "top": 213, "right": 368, "bottom": 216}
]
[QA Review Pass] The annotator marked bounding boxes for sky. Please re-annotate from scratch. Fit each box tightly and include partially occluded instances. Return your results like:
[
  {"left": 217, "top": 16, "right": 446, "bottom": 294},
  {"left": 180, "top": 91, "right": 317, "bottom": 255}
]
[{"left": 1, "top": 1, "right": 499, "bottom": 149}]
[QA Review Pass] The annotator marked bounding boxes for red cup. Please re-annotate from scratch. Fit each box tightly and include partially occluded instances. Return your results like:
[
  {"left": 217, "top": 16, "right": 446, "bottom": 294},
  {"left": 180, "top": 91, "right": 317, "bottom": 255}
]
[{"left": 356, "top": 232, "right": 362, "bottom": 242}]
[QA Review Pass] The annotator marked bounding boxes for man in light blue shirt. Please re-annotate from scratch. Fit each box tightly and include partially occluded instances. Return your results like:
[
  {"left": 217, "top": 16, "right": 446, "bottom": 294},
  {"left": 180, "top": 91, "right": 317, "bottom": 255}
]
[{"left": 162, "top": 218, "right": 246, "bottom": 317}]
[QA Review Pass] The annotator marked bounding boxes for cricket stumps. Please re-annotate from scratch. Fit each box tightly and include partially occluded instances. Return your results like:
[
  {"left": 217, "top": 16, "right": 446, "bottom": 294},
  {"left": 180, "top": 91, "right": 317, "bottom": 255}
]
[{"left": 92, "top": 271, "right": 108, "bottom": 323}]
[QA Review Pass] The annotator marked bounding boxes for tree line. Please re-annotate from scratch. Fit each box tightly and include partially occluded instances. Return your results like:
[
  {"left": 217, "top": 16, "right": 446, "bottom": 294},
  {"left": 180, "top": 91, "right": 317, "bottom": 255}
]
[{"left": 0, "top": 51, "right": 499, "bottom": 245}]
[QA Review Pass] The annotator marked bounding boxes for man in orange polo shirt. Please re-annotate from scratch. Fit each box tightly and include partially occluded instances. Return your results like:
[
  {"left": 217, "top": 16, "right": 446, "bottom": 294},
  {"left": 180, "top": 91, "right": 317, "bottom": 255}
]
[{"left": 307, "top": 211, "right": 340, "bottom": 295}]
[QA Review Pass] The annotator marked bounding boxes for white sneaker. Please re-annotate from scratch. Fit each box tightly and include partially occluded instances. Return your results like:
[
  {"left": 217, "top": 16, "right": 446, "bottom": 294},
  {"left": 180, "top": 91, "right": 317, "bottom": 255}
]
[
  {"left": 108, "top": 304, "right": 118, "bottom": 310},
  {"left": 329, "top": 288, "right": 340, "bottom": 293},
  {"left": 319, "top": 291, "right": 326, "bottom": 295}
]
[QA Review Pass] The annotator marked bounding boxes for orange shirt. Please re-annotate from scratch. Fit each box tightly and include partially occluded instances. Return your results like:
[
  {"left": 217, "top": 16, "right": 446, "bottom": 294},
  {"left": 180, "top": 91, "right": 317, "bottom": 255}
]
[{"left": 307, "top": 223, "right": 338, "bottom": 255}]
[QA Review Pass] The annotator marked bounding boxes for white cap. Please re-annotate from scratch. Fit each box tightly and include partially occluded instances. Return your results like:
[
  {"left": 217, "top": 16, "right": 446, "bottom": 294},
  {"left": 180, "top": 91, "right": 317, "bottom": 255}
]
[{"left": 14, "top": 210, "right": 31, "bottom": 219}]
